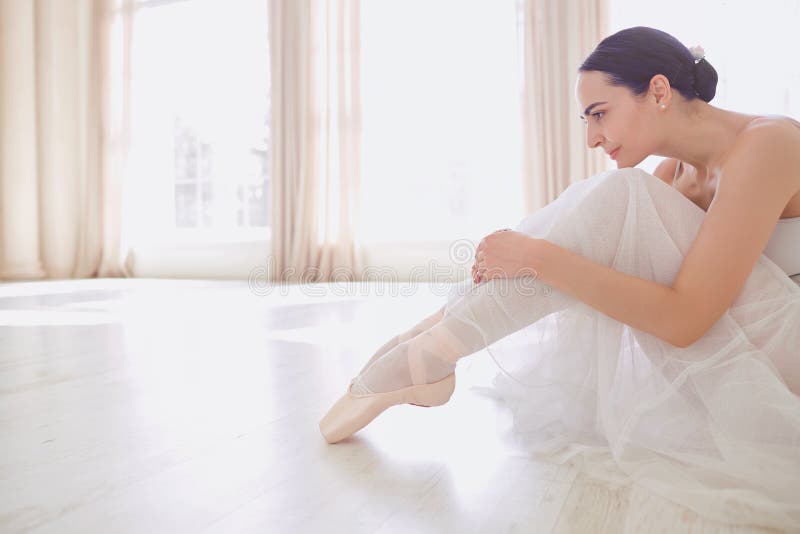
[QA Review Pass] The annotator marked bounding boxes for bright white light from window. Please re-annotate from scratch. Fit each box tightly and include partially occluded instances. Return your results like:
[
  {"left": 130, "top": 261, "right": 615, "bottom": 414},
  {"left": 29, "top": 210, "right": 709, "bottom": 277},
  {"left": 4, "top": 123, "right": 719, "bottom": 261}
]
[
  {"left": 125, "top": 0, "right": 270, "bottom": 245},
  {"left": 360, "top": 0, "right": 525, "bottom": 244}
]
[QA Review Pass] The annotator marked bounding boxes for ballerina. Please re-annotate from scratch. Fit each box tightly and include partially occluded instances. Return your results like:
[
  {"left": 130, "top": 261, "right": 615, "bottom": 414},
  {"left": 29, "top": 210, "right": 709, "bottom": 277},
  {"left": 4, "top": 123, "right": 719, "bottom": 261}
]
[{"left": 319, "top": 26, "right": 800, "bottom": 530}]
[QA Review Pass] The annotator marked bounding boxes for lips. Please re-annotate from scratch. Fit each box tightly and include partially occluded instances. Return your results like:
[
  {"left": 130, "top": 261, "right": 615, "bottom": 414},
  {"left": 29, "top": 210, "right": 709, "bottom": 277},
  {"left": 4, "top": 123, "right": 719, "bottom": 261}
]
[{"left": 607, "top": 147, "right": 620, "bottom": 160}]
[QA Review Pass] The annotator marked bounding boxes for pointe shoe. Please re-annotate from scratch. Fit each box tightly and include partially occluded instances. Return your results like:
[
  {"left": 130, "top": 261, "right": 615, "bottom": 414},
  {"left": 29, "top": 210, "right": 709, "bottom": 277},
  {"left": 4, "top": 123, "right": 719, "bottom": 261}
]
[{"left": 319, "top": 373, "right": 456, "bottom": 444}]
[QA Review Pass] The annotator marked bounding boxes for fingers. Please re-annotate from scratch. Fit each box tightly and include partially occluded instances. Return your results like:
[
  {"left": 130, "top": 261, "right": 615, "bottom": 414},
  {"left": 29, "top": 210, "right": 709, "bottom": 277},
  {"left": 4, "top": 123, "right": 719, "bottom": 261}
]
[
  {"left": 473, "top": 245, "right": 486, "bottom": 282},
  {"left": 474, "top": 228, "right": 510, "bottom": 283},
  {"left": 473, "top": 256, "right": 487, "bottom": 283},
  {"left": 472, "top": 258, "right": 485, "bottom": 284},
  {"left": 472, "top": 261, "right": 482, "bottom": 284}
]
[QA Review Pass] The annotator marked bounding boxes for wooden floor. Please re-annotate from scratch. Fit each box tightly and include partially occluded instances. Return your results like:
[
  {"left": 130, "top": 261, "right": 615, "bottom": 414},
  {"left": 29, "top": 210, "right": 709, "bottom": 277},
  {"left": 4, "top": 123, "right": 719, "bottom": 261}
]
[{"left": 0, "top": 279, "right": 783, "bottom": 533}]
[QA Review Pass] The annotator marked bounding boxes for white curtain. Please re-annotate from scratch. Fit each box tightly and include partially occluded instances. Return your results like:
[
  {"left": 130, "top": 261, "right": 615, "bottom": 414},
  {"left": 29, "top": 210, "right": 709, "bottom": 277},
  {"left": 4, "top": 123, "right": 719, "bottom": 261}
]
[
  {"left": 0, "top": 0, "right": 133, "bottom": 280},
  {"left": 521, "top": 0, "right": 610, "bottom": 213},
  {"left": 267, "top": 0, "right": 609, "bottom": 282},
  {"left": 268, "top": 0, "right": 365, "bottom": 283}
]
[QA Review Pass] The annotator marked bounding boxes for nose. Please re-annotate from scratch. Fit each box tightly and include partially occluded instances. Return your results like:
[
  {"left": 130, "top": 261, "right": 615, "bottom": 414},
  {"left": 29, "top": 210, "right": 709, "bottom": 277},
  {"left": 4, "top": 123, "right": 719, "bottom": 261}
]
[{"left": 585, "top": 122, "right": 604, "bottom": 150}]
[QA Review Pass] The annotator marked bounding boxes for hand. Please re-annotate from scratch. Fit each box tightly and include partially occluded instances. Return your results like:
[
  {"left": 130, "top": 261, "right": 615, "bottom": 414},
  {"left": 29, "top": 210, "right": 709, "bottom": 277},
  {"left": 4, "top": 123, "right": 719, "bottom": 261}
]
[
  {"left": 473, "top": 230, "right": 541, "bottom": 284},
  {"left": 472, "top": 228, "right": 511, "bottom": 284}
]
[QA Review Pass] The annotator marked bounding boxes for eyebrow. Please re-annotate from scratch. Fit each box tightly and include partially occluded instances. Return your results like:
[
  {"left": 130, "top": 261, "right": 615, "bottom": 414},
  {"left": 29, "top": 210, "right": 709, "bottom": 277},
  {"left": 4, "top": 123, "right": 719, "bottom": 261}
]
[{"left": 579, "top": 101, "right": 607, "bottom": 120}]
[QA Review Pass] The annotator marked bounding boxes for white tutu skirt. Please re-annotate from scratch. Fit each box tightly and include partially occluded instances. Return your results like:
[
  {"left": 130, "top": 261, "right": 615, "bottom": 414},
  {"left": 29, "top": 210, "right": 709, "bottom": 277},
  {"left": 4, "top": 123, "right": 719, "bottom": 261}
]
[{"left": 442, "top": 167, "right": 800, "bottom": 530}]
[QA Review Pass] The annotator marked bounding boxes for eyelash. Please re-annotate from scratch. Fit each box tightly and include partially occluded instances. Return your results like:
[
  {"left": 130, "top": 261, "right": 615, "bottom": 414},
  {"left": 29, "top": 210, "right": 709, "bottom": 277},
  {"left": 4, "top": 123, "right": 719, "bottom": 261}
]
[{"left": 591, "top": 111, "right": 605, "bottom": 122}]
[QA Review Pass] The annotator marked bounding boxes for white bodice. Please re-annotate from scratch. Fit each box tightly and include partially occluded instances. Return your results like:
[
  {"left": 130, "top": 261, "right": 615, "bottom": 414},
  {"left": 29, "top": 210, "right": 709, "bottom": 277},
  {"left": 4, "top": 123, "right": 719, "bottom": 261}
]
[{"left": 764, "top": 216, "right": 800, "bottom": 277}]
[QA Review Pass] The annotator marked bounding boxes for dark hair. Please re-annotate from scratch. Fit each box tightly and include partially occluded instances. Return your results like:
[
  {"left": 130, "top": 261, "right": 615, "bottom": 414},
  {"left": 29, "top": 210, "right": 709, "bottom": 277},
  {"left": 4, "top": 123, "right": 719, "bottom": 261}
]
[{"left": 579, "top": 26, "right": 718, "bottom": 103}]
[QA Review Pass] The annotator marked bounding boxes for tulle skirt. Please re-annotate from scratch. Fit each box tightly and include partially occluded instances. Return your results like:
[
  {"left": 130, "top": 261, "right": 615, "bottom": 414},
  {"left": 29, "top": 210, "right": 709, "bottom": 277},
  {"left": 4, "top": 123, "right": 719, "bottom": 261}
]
[{"left": 443, "top": 167, "right": 800, "bottom": 530}]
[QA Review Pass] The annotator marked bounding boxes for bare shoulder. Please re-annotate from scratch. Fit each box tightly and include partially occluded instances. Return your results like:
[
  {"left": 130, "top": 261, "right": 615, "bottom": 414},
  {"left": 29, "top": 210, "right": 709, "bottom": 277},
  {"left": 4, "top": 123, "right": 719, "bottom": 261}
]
[
  {"left": 725, "top": 115, "right": 800, "bottom": 190},
  {"left": 749, "top": 114, "right": 800, "bottom": 132},
  {"left": 746, "top": 114, "right": 800, "bottom": 137},
  {"left": 652, "top": 157, "right": 679, "bottom": 185}
]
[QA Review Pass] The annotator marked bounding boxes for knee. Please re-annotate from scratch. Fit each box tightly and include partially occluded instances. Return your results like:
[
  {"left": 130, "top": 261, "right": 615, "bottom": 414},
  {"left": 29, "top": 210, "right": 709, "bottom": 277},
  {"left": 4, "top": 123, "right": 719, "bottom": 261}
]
[
  {"left": 599, "top": 167, "right": 653, "bottom": 191},
  {"left": 571, "top": 168, "right": 637, "bottom": 212},
  {"left": 580, "top": 167, "right": 668, "bottom": 211}
]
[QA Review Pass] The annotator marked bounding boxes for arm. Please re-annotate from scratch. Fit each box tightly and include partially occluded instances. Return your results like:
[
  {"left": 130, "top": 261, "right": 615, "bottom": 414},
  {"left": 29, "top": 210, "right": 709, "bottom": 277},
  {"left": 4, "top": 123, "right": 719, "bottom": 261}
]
[
  {"left": 533, "top": 121, "right": 800, "bottom": 348},
  {"left": 669, "top": 122, "right": 800, "bottom": 345},
  {"left": 473, "top": 229, "right": 685, "bottom": 345},
  {"left": 532, "top": 241, "right": 685, "bottom": 346}
]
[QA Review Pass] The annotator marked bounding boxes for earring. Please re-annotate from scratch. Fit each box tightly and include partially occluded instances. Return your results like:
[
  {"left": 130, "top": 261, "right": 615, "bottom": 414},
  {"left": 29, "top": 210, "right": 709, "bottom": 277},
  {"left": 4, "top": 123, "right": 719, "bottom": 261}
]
[{"left": 660, "top": 104, "right": 667, "bottom": 110}]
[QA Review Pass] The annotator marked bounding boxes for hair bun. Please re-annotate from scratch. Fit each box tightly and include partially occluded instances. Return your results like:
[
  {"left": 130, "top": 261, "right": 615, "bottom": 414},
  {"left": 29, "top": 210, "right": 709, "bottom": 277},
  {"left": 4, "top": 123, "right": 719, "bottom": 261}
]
[
  {"left": 579, "top": 27, "right": 721, "bottom": 104},
  {"left": 692, "top": 56, "right": 718, "bottom": 102}
]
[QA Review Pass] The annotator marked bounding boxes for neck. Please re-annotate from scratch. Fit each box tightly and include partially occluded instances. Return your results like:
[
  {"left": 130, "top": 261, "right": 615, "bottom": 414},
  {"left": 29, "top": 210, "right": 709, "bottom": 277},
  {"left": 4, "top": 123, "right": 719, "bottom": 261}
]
[{"left": 655, "top": 102, "right": 751, "bottom": 184}]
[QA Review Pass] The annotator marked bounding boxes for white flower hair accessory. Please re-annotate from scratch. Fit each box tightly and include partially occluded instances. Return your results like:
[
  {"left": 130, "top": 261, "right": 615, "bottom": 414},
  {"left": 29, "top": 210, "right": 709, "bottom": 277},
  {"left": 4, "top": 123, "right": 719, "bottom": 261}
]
[{"left": 689, "top": 45, "right": 705, "bottom": 61}]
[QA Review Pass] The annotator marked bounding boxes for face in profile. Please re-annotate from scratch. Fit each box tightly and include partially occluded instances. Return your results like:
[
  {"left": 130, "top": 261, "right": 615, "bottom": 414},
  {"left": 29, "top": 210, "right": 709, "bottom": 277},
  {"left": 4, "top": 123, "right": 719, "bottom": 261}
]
[{"left": 575, "top": 70, "right": 656, "bottom": 169}]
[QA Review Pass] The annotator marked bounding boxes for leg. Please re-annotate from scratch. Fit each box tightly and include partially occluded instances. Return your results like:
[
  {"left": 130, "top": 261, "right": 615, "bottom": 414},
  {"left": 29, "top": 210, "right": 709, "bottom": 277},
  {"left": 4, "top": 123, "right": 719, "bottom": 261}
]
[
  {"left": 356, "top": 304, "right": 446, "bottom": 376},
  {"left": 354, "top": 168, "right": 709, "bottom": 393},
  {"left": 354, "top": 277, "right": 575, "bottom": 393},
  {"left": 329, "top": 168, "right": 800, "bottom": 526}
]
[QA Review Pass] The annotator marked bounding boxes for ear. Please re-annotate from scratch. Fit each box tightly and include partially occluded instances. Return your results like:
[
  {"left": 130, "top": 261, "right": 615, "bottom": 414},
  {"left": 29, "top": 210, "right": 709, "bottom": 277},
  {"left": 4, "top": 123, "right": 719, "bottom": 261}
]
[{"left": 648, "top": 74, "right": 673, "bottom": 107}]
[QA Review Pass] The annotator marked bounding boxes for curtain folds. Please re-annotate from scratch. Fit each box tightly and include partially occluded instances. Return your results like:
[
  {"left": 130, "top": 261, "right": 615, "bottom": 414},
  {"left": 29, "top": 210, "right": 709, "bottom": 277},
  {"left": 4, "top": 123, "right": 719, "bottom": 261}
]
[
  {"left": 268, "top": 0, "right": 365, "bottom": 283},
  {"left": 267, "top": 0, "right": 608, "bottom": 280},
  {"left": 0, "top": 0, "right": 133, "bottom": 280},
  {"left": 521, "top": 0, "right": 610, "bottom": 213},
  {"left": 0, "top": 0, "right": 608, "bottom": 281}
]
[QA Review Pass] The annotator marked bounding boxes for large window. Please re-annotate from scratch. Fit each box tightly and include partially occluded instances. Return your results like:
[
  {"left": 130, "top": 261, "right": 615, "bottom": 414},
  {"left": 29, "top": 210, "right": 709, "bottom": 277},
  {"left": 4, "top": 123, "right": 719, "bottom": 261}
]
[
  {"left": 125, "top": 0, "right": 270, "bottom": 245},
  {"left": 360, "top": 0, "right": 525, "bottom": 244}
]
